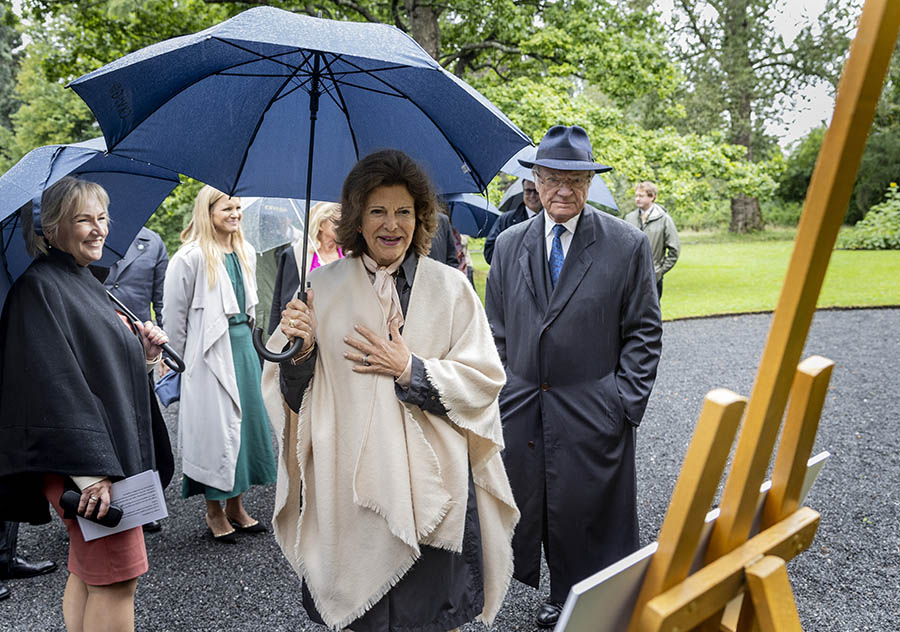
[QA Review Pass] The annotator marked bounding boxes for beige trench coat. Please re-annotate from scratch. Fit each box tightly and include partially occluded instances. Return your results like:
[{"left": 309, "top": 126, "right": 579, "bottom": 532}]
[{"left": 163, "top": 242, "right": 258, "bottom": 492}]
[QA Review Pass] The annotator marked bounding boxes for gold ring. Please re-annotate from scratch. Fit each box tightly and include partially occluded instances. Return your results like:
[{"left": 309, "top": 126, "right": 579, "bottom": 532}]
[{"left": 289, "top": 319, "right": 296, "bottom": 328}]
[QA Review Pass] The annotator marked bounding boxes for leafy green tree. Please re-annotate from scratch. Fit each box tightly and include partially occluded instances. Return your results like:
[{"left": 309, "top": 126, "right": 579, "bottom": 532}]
[
  {"left": 777, "top": 125, "right": 826, "bottom": 204},
  {"left": 4, "top": 0, "right": 783, "bottom": 236},
  {"left": 0, "top": 1, "right": 21, "bottom": 130},
  {"left": 479, "top": 76, "right": 779, "bottom": 230},
  {"left": 851, "top": 41, "right": 900, "bottom": 224},
  {"left": 664, "top": 0, "right": 859, "bottom": 231}
]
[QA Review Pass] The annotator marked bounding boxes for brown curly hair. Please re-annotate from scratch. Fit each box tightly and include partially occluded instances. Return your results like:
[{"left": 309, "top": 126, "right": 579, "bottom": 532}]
[{"left": 335, "top": 149, "right": 438, "bottom": 258}]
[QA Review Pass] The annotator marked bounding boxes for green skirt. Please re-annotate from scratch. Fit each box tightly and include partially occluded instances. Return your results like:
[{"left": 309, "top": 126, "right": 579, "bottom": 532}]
[{"left": 182, "top": 322, "right": 277, "bottom": 500}]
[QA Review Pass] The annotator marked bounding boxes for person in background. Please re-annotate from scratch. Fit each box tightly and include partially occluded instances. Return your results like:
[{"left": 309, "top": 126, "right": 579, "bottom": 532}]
[
  {"left": 486, "top": 125, "right": 662, "bottom": 628},
  {"left": 0, "top": 521, "right": 57, "bottom": 601},
  {"left": 254, "top": 244, "right": 289, "bottom": 345},
  {"left": 0, "top": 176, "right": 171, "bottom": 631},
  {"left": 268, "top": 202, "right": 342, "bottom": 336},
  {"left": 101, "top": 225, "right": 170, "bottom": 533},
  {"left": 451, "top": 225, "right": 475, "bottom": 287},
  {"left": 428, "top": 209, "right": 460, "bottom": 269},
  {"left": 263, "top": 149, "right": 518, "bottom": 632},
  {"left": 624, "top": 181, "right": 680, "bottom": 299},
  {"left": 163, "top": 185, "right": 276, "bottom": 544},
  {"left": 103, "top": 227, "right": 168, "bottom": 327},
  {"left": 483, "top": 178, "right": 542, "bottom": 264}
]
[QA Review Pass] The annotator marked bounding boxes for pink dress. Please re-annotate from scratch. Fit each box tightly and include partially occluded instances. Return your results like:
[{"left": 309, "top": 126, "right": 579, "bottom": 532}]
[{"left": 310, "top": 247, "right": 343, "bottom": 271}]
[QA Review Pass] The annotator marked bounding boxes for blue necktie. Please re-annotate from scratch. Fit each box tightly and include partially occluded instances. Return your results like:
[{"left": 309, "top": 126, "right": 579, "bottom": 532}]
[{"left": 549, "top": 224, "right": 566, "bottom": 288}]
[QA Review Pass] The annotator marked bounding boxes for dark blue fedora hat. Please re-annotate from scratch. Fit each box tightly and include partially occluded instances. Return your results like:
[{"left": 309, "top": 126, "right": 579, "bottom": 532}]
[{"left": 518, "top": 125, "right": 612, "bottom": 173}]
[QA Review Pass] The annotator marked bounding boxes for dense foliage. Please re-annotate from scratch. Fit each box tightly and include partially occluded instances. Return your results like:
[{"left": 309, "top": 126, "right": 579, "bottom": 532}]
[
  {"left": 0, "top": 0, "right": 888, "bottom": 245},
  {"left": 837, "top": 184, "right": 900, "bottom": 250}
]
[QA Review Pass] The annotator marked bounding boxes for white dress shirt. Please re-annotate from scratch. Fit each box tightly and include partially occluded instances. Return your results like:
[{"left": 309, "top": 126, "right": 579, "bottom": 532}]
[{"left": 544, "top": 212, "right": 581, "bottom": 262}]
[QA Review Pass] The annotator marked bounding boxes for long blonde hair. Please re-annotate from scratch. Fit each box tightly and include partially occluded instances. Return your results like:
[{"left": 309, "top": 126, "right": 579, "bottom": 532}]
[
  {"left": 180, "top": 185, "right": 251, "bottom": 288},
  {"left": 306, "top": 201, "right": 341, "bottom": 261}
]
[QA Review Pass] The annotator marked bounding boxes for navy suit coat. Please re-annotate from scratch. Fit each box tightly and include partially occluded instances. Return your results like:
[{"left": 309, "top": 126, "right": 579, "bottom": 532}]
[
  {"left": 103, "top": 227, "right": 168, "bottom": 326},
  {"left": 482, "top": 202, "right": 532, "bottom": 265},
  {"left": 485, "top": 205, "right": 662, "bottom": 599}
]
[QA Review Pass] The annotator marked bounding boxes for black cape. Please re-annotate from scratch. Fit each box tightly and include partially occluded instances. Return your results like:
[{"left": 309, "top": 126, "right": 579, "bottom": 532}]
[{"left": 0, "top": 249, "right": 170, "bottom": 524}]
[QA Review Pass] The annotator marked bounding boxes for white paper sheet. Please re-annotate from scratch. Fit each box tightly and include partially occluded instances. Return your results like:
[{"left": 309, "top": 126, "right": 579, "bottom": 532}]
[{"left": 77, "top": 470, "right": 168, "bottom": 542}]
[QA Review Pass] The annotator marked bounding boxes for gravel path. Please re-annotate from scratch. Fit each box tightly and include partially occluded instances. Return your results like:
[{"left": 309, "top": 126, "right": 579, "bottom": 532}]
[{"left": 3, "top": 308, "right": 898, "bottom": 631}]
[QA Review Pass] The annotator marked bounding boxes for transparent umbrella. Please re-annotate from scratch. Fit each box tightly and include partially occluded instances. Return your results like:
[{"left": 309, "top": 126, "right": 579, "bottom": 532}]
[{"left": 240, "top": 197, "right": 315, "bottom": 253}]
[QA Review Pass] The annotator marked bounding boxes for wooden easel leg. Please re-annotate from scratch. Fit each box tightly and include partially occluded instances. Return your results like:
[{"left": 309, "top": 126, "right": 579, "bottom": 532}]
[
  {"left": 734, "top": 593, "right": 760, "bottom": 632},
  {"left": 744, "top": 556, "right": 803, "bottom": 632}
]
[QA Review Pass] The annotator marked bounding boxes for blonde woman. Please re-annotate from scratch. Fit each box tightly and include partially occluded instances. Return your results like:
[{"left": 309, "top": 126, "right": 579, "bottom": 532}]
[
  {"left": 0, "top": 177, "right": 170, "bottom": 631},
  {"left": 268, "top": 201, "right": 342, "bottom": 334},
  {"left": 163, "top": 185, "right": 276, "bottom": 543}
]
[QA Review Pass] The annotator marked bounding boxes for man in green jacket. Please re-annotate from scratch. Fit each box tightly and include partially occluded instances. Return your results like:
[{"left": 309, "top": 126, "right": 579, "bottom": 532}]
[{"left": 624, "top": 181, "right": 680, "bottom": 298}]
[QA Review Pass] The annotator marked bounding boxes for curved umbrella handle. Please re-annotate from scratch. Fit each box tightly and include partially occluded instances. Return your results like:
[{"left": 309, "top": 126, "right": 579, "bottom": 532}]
[
  {"left": 161, "top": 344, "right": 186, "bottom": 373},
  {"left": 106, "top": 290, "right": 186, "bottom": 373},
  {"left": 252, "top": 289, "right": 307, "bottom": 363}
]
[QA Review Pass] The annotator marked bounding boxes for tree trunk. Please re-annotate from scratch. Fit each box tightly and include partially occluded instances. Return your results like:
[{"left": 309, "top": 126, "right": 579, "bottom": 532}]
[
  {"left": 722, "top": 0, "right": 761, "bottom": 233},
  {"left": 730, "top": 194, "right": 763, "bottom": 232},
  {"left": 403, "top": 0, "right": 441, "bottom": 60}
]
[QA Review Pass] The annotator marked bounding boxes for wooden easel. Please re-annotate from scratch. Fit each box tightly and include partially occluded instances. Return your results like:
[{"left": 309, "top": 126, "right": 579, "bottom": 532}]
[{"left": 626, "top": 1, "right": 900, "bottom": 630}]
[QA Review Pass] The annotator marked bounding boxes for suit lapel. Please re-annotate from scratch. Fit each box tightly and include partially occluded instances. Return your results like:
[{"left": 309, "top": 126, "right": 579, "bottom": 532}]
[
  {"left": 517, "top": 214, "right": 549, "bottom": 313},
  {"left": 115, "top": 234, "right": 148, "bottom": 276},
  {"left": 542, "top": 209, "right": 596, "bottom": 331}
]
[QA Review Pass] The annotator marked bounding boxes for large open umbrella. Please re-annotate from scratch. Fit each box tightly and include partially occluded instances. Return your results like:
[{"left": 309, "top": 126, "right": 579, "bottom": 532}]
[
  {"left": 500, "top": 145, "right": 619, "bottom": 212},
  {"left": 0, "top": 138, "right": 180, "bottom": 304},
  {"left": 69, "top": 6, "right": 531, "bottom": 360},
  {"left": 0, "top": 137, "right": 185, "bottom": 369}
]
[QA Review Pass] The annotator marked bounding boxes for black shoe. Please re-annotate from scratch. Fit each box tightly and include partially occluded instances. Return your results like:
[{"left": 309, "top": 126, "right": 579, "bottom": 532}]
[
  {"left": 1, "top": 556, "right": 58, "bottom": 580},
  {"left": 535, "top": 601, "right": 563, "bottom": 628},
  {"left": 0, "top": 582, "right": 9, "bottom": 601},
  {"left": 228, "top": 518, "right": 268, "bottom": 534},
  {"left": 207, "top": 527, "right": 238, "bottom": 544},
  {"left": 142, "top": 520, "right": 162, "bottom": 533}
]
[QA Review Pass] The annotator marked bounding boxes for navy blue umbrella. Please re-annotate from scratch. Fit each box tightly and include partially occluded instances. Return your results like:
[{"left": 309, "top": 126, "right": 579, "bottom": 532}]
[
  {"left": 442, "top": 193, "right": 501, "bottom": 238},
  {"left": 69, "top": 6, "right": 530, "bottom": 360},
  {"left": 68, "top": 7, "right": 529, "bottom": 200},
  {"left": 0, "top": 138, "right": 180, "bottom": 307}
]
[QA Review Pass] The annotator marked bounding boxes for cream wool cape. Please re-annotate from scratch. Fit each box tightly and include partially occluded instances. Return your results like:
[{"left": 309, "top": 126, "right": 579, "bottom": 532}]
[{"left": 261, "top": 255, "right": 519, "bottom": 630}]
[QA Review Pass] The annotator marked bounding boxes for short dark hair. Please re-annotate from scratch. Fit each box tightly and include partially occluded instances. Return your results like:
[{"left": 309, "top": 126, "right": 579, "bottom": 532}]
[{"left": 336, "top": 149, "right": 438, "bottom": 258}]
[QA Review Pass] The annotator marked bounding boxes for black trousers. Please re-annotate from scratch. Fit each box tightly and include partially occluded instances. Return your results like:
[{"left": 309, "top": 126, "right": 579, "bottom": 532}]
[
  {"left": 656, "top": 278, "right": 663, "bottom": 299},
  {"left": 0, "top": 521, "right": 18, "bottom": 576}
]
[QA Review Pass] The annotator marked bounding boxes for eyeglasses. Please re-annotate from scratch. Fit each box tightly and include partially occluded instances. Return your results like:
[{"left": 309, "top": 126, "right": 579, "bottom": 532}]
[
  {"left": 536, "top": 172, "right": 592, "bottom": 190},
  {"left": 523, "top": 188, "right": 540, "bottom": 196}
]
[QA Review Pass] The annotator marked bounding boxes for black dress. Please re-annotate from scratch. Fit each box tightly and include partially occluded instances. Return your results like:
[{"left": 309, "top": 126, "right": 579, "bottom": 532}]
[{"left": 279, "top": 253, "right": 484, "bottom": 632}]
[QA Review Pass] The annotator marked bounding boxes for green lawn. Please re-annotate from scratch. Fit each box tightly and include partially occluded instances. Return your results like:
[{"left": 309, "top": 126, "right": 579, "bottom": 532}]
[{"left": 468, "top": 232, "right": 900, "bottom": 320}]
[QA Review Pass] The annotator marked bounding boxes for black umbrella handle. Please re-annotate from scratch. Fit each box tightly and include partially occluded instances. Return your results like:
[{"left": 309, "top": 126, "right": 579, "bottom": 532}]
[
  {"left": 106, "top": 290, "right": 185, "bottom": 373},
  {"left": 252, "top": 289, "right": 308, "bottom": 363},
  {"left": 161, "top": 347, "right": 186, "bottom": 373}
]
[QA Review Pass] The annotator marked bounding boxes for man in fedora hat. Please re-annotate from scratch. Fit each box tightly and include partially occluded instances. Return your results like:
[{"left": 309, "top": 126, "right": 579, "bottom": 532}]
[{"left": 485, "top": 125, "right": 662, "bottom": 627}]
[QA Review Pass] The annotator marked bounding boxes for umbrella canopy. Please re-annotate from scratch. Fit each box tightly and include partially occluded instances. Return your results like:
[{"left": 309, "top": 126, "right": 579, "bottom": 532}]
[
  {"left": 442, "top": 193, "right": 500, "bottom": 238},
  {"left": 69, "top": 6, "right": 531, "bottom": 362},
  {"left": 68, "top": 6, "right": 531, "bottom": 200},
  {"left": 240, "top": 196, "right": 313, "bottom": 253},
  {"left": 500, "top": 145, "right": 619, "bottom": 212},
  {"left": 0, "top": 138, "right": 180, "bottom": 308}
]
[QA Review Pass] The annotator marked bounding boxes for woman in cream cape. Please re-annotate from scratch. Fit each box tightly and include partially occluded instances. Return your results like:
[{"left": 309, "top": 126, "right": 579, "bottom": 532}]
[{"left": 262, "top": 150, "right": 519, "bottom": 631}]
